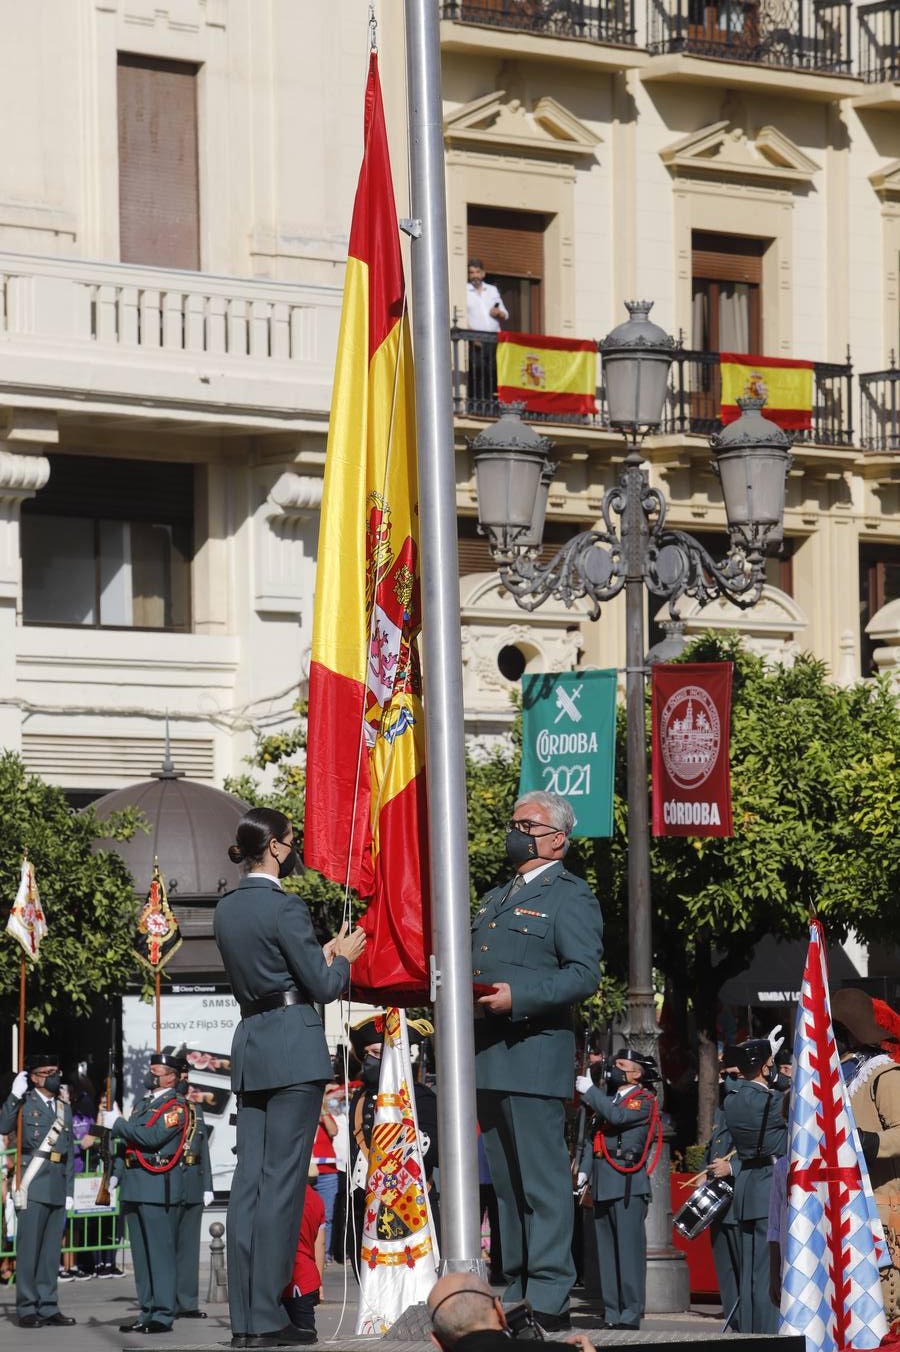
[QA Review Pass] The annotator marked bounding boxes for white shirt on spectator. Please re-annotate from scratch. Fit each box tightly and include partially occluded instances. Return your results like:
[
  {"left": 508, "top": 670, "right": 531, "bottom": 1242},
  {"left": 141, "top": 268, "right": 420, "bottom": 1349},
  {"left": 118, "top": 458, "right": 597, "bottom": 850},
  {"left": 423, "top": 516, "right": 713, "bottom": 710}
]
[{"left": 467, "top": 280, "right": 508, "bottom": 332}]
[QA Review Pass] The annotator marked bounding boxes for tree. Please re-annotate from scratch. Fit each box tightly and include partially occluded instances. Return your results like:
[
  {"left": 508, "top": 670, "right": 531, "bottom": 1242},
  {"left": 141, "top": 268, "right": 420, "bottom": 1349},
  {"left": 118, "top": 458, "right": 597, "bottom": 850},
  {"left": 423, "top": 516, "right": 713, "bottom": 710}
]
[{"left": 0, "top": 751, "right": 144, "bottom": 1033}]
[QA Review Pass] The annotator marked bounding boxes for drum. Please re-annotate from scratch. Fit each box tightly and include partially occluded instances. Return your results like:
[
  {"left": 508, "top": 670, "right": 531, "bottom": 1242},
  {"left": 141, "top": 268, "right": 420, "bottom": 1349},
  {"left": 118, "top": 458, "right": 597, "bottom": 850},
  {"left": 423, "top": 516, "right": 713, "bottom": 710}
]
[{"left": 673, "top": 1175, "right": 734, "bottom": 1240}]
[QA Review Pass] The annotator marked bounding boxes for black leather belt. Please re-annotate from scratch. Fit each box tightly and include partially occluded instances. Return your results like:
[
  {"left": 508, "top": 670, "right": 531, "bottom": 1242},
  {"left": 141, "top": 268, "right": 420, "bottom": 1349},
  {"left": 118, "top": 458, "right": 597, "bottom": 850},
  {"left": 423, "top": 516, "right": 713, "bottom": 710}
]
[
  {"left": 241, "top": 988, "right": 302, "bottom": 1018},
  {"left": 742, "top": 1154, "right": 775, "bottom": 1168},
  {"left": 26, "top": 1151, "right": 68, "bottom": 1164},
  {"left": 125, "top": 1154, "right": 171, "bottom": 1169}
]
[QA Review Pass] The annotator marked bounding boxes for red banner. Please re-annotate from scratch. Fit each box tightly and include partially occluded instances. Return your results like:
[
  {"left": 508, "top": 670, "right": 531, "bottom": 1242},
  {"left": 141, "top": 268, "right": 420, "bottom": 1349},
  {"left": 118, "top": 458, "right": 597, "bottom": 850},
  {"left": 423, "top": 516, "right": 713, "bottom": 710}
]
[{"left": 651, "top": 663, "right": 733, "bottom": 837}]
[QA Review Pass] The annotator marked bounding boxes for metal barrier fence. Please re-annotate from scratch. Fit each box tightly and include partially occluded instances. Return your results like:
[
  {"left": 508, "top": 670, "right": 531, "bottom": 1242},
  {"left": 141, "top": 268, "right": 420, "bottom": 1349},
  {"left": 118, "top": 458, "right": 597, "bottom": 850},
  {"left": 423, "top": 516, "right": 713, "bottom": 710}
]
[{"left": 1, "top": 1171, "right": 128, "bottom": 1267}]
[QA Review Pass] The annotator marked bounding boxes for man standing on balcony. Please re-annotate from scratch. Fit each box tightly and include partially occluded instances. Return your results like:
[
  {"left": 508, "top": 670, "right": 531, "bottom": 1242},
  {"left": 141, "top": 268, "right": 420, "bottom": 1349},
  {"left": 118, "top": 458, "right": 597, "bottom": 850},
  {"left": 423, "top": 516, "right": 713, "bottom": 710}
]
[{"left": 466, "top": 258, "right": 508, "bottom": 411}]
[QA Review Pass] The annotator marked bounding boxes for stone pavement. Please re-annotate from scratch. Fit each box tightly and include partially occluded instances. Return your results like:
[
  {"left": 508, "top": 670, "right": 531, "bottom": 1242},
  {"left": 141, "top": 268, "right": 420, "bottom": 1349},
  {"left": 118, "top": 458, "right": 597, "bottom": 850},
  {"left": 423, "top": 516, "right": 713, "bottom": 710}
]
[{"left": 0, "top": 1248, "right": 744, "bottom": 1350}]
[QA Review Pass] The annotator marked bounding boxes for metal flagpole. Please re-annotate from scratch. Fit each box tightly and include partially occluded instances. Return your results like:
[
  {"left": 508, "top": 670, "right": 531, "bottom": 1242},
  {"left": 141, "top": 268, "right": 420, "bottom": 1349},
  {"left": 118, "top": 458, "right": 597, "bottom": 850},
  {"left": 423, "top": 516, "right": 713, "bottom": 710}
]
[{"left": 404, "top": 0, "right": 482, "bottom": 1271}]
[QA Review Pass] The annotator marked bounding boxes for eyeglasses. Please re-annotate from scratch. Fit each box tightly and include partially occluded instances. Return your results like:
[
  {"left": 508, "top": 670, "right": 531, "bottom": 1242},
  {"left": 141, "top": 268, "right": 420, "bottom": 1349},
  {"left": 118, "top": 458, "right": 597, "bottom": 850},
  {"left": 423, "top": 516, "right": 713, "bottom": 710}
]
[{"left": 506, "top": 818, "right": 560, "bottom": 836}]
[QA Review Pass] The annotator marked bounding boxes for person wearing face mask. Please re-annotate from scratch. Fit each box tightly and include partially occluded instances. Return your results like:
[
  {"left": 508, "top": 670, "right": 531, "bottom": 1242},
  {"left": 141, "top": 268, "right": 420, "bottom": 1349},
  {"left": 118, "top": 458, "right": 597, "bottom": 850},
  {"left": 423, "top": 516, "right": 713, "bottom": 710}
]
[
  {"left": 214, "top": 806, "right": 367, "bottom": 1349},
  {"left": 471, "top": 790, "right": 603, "bottom": 1332},
  {"left": 574, "top": 1049, "right": 661, "bottom": 1330},
  {"left": 0, "top": 1051, "right": 75, "bottom": 1328},
  {"left": 102, "top": 1051, "right": 189, "bottom": 1334},
  {"left": 169, "top": 1050, "right": 213, "bottom": 1322},
  {"left": 345, "top": 1014, "right": 437, "bottom": 1264},
  {"left": 722, "top": 1034, "right": 788, "bottom": 1334},
  {"left": 702, "top": 1059, "right": 743, "bottom": 1330}
]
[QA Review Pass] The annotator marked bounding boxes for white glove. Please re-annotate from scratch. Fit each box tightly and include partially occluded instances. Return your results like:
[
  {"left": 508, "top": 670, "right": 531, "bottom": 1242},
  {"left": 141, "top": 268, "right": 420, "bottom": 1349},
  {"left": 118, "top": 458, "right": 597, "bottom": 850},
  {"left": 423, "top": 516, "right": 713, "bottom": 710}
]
[
  {"left": 65, "top": 1196, "right": 74, "bottom": 1212},
  {"left": 767, "top": 1024, "right": 785, "bottom": 1057},
  {"left": 576, "top": 1171, "right": 589, "bottom": 1189},
  {"left": 11, "top": 1070, "right": 28, "bottom": 1099},
  {"left": 108, "top": 1177, "right": 119, "bottom": 1193},
  {"left": 575, "top": 1074, "right": 592, "bottom": 1095},
  {"left": 102, "top": 1108, "right": 122, "bottom": 1130},
  {"left": 203, "top": 1191, "right": 214, "bottom": 1207}
]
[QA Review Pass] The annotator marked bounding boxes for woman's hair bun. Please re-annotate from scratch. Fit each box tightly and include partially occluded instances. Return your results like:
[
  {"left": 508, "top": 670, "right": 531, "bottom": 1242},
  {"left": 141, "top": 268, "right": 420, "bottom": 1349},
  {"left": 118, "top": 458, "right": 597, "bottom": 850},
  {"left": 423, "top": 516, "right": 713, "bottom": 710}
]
[{"left": 227, "top": 843, "right": 245, "bottom": 864}]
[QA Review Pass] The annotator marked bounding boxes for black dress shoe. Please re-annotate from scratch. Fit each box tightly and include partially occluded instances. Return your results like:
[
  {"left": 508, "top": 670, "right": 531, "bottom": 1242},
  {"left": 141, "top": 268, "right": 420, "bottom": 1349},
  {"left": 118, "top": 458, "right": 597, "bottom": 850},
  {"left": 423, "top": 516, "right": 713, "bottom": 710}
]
[
  {"left": 177, "top": 1309, "right": 208, "bottom": 1318},
  {"left": 230, "top": 1339, "right": 248, "bottom": 1350},
  {"left": 613, "top": 1323, "right": 640, "bottom": 1330},
  {"left": 140, "top": 1322, "right": 173, "bottom": 1333},
  {"left": 120, "top": 1320, "right": 148, "bottom": 1332},
  {"left": 41, "top": 1312, "right": 77, "bottom": 1326},
  {"left": 532, "top": 1311, "right": 571, "bottom": 1332},
  {"left": 245, "top": 1329, "right": 318, "bottom": 1347},
  {"left": 19, "top": 1315, "right": 44, "bottom": 1328}
]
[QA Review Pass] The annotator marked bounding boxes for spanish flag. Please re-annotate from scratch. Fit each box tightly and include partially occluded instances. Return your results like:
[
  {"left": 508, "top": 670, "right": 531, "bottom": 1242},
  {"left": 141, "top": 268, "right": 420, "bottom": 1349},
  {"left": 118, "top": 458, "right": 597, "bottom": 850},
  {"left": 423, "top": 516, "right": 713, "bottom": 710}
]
[
  {"left": 304, "top": 53, "right": 429, "bottom": 1002},
  {"left": 720, "top": 353, "right": 813, "bottom": 431},
  {"left": 497, "top": 332, "right": 597, "bottom": 414}
]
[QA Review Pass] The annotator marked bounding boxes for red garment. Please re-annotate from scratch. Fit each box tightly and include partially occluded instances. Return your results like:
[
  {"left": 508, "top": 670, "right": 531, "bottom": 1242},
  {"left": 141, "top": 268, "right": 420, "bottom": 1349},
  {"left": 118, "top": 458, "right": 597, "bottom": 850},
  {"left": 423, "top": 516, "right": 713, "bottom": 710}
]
[
  {"left": 284, "top": 1186, "right": 326, "bottom": 1298},
  {"left": 312, "top": 1122, "right": 337, "bottom": 1173}
]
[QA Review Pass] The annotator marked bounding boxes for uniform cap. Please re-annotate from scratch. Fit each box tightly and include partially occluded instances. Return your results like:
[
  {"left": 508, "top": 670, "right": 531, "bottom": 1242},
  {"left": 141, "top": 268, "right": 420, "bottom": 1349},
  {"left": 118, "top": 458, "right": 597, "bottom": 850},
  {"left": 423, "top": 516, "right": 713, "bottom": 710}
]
[
  {"left": 832, "top": 988, "right": 899, "bottom": 1049},
  {"left": 730, "top": 1038, "right": 772, "bottom": 1075},
  {"left": 347, "top": 1012, "right": 434, "bottom": 1058},
  {"left": 25, "top": 1050, "right": 60, "bottom": 1071},
  {"left": 151, "top": 1050, "right": 188, "bottom": 1073}
]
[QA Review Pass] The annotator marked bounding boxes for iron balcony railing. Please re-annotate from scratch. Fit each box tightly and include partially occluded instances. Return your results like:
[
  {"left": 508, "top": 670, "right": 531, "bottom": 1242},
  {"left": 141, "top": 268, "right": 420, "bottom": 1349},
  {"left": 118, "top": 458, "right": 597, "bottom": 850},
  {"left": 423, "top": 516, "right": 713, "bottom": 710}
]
[
  {"left": 858, "top": 0, "right": 900, "bottom": 81},
  {"left": 439, "top": 0, "right": 637, "bottom": 46},
  {"left": 647, "top": 0, "right": 852, "bottom": 71},
  {"left": 860, "top": 364, "right": 900, "bottom": 452},
  {"left": 451, "top": 329, "right": 855, "bottom": 447}
]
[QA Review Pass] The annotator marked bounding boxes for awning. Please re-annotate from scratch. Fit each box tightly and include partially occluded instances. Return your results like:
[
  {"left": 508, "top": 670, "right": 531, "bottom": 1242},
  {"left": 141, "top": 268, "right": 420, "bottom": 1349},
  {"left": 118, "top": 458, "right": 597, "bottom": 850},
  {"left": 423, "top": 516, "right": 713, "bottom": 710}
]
[{"left": 718, "top": 933, "right": 862, "bottom": 1006}]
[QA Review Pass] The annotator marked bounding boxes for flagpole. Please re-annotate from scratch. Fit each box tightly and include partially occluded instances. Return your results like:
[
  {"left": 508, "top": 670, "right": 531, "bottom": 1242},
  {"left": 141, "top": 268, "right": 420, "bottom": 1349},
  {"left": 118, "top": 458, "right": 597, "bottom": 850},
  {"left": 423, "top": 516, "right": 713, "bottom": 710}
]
[
  {"left": 155, "top": 971, "right": 161, "bottom": 1054},
  {"left": 404, "top": 0, "right": 482, "bottom": 1270},
  {"left": 15, "top": 955, "right": 25, "bottom": 1188}
]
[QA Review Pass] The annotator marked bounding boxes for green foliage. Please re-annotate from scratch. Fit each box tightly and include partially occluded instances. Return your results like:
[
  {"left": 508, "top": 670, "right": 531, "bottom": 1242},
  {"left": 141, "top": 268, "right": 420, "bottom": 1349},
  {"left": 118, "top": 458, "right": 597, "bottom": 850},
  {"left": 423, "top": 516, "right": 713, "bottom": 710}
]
[{"left": 0, "top": 752, "right": 142, "bottom": 1031}]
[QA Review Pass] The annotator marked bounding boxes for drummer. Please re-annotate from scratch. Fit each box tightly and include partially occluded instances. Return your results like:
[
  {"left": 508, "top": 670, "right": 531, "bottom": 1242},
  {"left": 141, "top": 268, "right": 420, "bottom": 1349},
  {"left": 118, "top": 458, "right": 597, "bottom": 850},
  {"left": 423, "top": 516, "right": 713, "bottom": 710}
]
[
  {"left": 723, "top": 1035, "right": 788, "bottom": 1335},
  {"left": 703, "top": 1056, "right": 743, "bottom": 1329}
]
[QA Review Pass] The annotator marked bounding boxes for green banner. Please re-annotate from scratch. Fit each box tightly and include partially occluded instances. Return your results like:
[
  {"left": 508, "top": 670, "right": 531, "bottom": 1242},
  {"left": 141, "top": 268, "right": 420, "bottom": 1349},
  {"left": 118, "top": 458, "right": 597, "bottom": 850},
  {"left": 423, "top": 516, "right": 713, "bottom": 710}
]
[{"left": 519, "top": 670, "right": 617, "bottom": 838}]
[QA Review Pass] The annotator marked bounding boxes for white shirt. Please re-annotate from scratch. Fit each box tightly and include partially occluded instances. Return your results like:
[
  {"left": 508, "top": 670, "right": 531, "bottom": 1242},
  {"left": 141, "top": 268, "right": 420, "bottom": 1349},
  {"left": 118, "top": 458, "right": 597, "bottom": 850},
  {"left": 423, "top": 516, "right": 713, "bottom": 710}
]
[
  {"left": 467, "top": 280, "right": 508, "bottom": 332},
  {"left": 515, "top": 858, "right": 557, "bottom": 888},
  {"left": 245, "top": 871, "right": 283, "bottom": 889}
]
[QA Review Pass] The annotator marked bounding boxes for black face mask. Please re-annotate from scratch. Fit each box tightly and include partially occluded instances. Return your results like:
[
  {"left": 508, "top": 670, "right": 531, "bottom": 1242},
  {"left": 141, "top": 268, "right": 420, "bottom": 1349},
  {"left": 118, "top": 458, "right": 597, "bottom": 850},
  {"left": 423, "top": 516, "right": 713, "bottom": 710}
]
[
  {"left": 362, "top": 1054, "right": 382, "bottom": 1087},
  {"left": 766, "top": 1067, "right": 791, "bottom": 1092},
  {"left": 39, "top": 1073, "right": 62, "bottom": 1095},
  {"left": 505, "top": 830, "right": 539, "bottom": 867},
  {"left": 277, "top": 845, "right": 298, "bottom": 879},
  {"left": 144, "top": 1073, "right": 161, "bottom": 1091},
  {"left": 607, "top": 1066, "right": 628, "bottom": 1091}
]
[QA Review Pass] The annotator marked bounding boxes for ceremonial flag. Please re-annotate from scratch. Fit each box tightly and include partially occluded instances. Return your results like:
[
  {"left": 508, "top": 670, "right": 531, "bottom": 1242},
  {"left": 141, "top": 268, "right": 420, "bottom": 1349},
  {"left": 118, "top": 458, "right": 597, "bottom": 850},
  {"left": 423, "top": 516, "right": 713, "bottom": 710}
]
[
  {"left": 780, "top": 920, "right": 887, "bottom": 1351},
  {"left": 6, "top": 856, "right": 47, "bottom": 960},
  {"left": 303, "top": 53, "right": 428, "bottom": 1002},
  {"left": 356, "top": 1008, "right": 439, "bottom": 1334},
  {"left": 497, "top": 331, "right": 597, "bottom": 414},
  {"left": 720, "top": 353, "right": 813, "bottom": 431},
  {"left": 133, "top": 861, "right": 182, "bottom": 973},
  {"left": 651, "top": 662, "right": 733, "bottom": 837}
]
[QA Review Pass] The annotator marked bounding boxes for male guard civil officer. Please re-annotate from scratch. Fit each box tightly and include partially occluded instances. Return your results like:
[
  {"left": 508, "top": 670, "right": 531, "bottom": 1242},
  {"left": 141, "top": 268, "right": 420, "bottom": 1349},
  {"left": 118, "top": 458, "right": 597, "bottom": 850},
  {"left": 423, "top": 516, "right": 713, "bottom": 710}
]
[{"left": 471, "top": 790, "right": 603, "bottom": 1330}]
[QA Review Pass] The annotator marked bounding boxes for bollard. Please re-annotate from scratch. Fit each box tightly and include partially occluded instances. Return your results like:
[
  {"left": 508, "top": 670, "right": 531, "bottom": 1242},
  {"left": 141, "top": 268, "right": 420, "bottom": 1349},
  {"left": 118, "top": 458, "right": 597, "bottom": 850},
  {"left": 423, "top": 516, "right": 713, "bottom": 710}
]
[{"left": 207, "top": 1220, "right": 228, "bottom": 1303}]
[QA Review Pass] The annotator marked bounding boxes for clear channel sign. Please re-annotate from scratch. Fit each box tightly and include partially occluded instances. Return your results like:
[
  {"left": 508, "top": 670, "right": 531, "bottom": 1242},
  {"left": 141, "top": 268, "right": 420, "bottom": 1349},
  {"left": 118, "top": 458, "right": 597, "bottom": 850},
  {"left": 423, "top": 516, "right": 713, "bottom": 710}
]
[{"left": 519, "top": 670, "right": 617, "bottom": 838}]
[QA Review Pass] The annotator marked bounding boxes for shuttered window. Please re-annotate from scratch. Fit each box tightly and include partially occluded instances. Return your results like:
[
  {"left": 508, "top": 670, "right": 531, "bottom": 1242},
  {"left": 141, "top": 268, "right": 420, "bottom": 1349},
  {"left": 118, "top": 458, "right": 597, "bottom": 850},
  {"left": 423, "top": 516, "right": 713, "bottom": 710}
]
[
  {"left": 118, "top": 53, "right": 200, "bottom": 271},
  {"left": 458, "top": 516, "right": 575, "bottom": 576},
  {"left": 692, "top": 231, "right": 765, "bottom": 284}
]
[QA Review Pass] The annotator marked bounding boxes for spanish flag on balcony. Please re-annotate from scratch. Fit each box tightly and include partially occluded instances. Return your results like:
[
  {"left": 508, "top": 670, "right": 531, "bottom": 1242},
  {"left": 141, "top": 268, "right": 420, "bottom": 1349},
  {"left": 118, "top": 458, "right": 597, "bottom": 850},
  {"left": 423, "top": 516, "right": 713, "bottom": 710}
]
[
  {"left": 304, "top": 53, "right": 429, "bottom": 1003},
  {"left": 720, "top": 353, "right": 813, "bottom": 431},
  {"left": 497, "top": 331, "right": 597, "bottom": 414}
]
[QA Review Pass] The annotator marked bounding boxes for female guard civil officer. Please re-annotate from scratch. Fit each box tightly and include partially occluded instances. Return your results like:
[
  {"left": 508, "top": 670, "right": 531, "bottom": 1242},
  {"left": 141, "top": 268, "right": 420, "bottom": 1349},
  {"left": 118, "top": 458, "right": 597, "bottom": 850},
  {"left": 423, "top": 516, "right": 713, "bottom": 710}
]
[{"left": 214, "top": 807, "right": 366, "bottom": 1348}]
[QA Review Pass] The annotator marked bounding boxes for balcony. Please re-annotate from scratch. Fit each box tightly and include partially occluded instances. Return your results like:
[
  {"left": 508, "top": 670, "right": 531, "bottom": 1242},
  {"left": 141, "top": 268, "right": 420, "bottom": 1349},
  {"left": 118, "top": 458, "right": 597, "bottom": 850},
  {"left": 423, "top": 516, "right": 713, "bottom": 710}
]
[
  {"left": 0, "top": 252, "right": 342, "bottom": 434},
  {"left": 643, "top": 0, "right": 857, "bottom": 98},
  {"left": 855, "top": 1, "right": 900, "bottom": 108},
  {"left": 860, "top": 365, "right": 900, "bottom": 453},
  {"left": 440, "top": 0, "right": 636, "bottom": 43},
  {"left": 450, "top": 328, "right": 855, "bottom": 447}
]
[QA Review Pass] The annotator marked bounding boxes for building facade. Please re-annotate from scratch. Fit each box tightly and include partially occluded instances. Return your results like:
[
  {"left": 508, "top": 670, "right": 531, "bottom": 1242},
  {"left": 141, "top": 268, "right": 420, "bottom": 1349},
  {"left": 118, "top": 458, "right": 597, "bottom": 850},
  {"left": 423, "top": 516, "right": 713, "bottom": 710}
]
[{"left": 0, "top": 0, "right": 898, "bottom": 795}]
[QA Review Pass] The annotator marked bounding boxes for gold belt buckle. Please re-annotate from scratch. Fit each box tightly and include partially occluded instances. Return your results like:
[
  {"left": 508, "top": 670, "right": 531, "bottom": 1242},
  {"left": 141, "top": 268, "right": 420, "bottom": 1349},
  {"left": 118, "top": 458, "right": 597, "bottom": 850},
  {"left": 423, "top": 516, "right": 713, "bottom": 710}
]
[{"left": 50, "top": 1151, "right": 62, "bottom": 1163}]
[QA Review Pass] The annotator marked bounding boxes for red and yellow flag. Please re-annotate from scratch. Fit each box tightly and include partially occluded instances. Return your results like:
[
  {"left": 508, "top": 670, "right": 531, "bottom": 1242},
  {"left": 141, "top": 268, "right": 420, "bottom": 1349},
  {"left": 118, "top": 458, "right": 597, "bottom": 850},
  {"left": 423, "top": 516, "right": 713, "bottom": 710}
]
[
  {"left": 497, "top": 331, "right": 597, "bottom": 414},
  {"left": 720, "top": 353, "right": 813, "bottom": 431},
  {"left": 304, "top": 53, "right": 428, "bottom": 1002}
]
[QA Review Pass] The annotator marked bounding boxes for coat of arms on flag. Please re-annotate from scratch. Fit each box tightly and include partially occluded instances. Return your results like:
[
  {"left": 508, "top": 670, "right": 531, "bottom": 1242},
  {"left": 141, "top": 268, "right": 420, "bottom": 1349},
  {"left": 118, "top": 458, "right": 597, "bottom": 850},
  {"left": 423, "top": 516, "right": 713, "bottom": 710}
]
[
  {"left": 780, "top": 920, "right": 888, "bottom": 1351},
  {"left": 133, "top": 862, "right": 182, "bottom": 973},
  {"left": 356, "top": 1007, "right": 439, "bottom": 1334},
  {"left": 5, "top": 856, "right": 48, "bottom": 960}
]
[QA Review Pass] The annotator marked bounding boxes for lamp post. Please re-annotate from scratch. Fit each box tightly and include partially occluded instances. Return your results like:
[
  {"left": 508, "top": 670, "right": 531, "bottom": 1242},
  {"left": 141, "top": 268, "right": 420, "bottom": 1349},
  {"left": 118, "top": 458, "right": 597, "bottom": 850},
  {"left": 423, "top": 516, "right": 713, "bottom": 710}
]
[{"left": 470, "top": 300, "right": 792, "bottom": 1309}]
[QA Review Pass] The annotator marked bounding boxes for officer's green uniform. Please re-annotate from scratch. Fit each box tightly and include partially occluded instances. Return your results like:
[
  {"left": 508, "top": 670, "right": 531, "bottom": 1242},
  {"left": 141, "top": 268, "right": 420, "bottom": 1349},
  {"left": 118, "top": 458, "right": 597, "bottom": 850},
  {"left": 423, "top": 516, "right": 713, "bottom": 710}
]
[
  {"left": 173, "top": 1093, "right": 212, "bottom": 1317},
  {"left": 704, "top": 1094, "right": 741, "bottom": 1329},
  {"left": 471, "top": 860, "right": 603, "bottom": 1317},
  {"left": 112, "top": 1089, "right": 187, "bottom": 1331},
  {"left": 0, "top": 1086, "right": 73, "bottom": 1323},
  {"left": 723, "top": 1079, "right": 787, "bottom": 1334},
  {"left": 579, "top": 1082, "right": 655, "bottom": 1329},
  {"left": 214, "top": 875, "right": 349, "bottom": 1338}
]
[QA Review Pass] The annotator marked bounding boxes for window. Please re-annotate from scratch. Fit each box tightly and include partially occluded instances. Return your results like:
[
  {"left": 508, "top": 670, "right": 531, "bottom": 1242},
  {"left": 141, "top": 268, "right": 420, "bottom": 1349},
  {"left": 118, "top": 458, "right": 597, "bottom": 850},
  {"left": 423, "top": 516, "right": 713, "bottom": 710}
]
[
  {"left": 117, "top": 53, "right": 200, "bottom": 270},
  {"left": 22, "top": 456, "right": 193, "bottom": 631},
  {"left": 468, "top": 206, "right": 546, "bottom": 332},
  {"left": 692, "top": 231, "right": 766, "bottom": 353},
  {"left": 859, "top": 543, "right": 900, "bottom": 676}
]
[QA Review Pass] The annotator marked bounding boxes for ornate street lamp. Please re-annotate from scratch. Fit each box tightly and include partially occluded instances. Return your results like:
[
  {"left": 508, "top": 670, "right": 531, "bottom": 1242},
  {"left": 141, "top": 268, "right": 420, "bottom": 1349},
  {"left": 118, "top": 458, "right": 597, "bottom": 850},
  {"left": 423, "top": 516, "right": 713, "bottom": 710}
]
[{"left": 470, "top": 301, "right": 792, "bottom": 1310}]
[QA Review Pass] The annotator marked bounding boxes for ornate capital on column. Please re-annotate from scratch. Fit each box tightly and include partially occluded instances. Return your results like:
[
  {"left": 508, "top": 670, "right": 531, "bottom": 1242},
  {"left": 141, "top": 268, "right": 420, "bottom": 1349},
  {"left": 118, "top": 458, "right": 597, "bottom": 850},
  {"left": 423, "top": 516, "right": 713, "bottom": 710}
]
[
  {"left": 267, "top": 472, "right": 324, "bottom": 522},
  {"left": 0, "top": 448, "right": 51, "bottom": 505}
]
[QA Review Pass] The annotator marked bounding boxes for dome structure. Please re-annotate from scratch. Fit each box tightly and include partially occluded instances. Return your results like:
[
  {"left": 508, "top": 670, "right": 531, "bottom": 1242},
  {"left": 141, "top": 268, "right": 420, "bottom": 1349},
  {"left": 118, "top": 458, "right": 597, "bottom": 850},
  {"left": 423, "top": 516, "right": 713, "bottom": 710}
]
[{"left": 92, "top": 763, "right": 248, "bottom": 901}]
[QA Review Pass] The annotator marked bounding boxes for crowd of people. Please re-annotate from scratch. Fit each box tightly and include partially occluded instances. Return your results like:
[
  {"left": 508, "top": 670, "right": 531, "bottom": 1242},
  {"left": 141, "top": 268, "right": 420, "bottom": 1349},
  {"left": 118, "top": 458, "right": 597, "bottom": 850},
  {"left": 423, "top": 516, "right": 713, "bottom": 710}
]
[{"left": 4, "top": 790, "right": 899, "bottom": 1349}]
